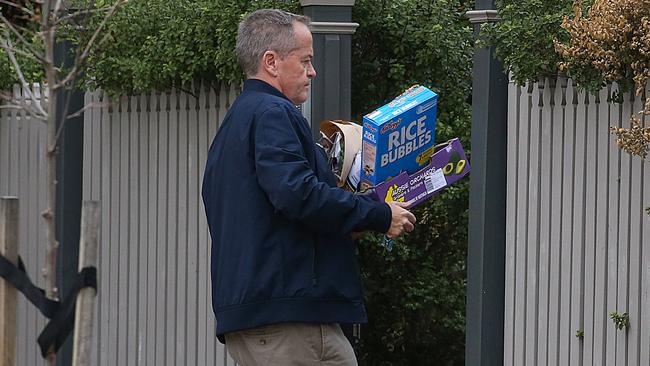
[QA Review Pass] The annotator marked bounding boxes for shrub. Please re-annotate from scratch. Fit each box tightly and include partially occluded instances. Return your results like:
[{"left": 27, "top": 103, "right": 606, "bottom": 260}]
[
  {"left": 352, "top": 1, "right": 473, "bottom": 364},
  {"left": 555, "top": 0, "right": 650, "bottom": 158},
  {"left": 480, "top": 0, "right": 586, "bottom": 86},
  {"left": 81, "top": 0, "right": 300, "bottom": 95}
]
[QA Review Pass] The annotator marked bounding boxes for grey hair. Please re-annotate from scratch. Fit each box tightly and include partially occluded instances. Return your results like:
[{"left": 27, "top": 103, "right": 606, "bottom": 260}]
[{"left": 236, "top": 9, "right": 310, "bottom": 77}]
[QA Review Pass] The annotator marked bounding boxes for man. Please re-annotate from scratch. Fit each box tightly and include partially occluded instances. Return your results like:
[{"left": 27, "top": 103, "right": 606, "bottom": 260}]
[{"left": 202, "top": 9, "right": 416, "bottom": 365}]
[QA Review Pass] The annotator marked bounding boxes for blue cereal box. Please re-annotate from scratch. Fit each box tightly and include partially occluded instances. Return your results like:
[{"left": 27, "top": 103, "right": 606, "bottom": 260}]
[{"left": 360, "top": 85, "right": 438, "bottom": 188}]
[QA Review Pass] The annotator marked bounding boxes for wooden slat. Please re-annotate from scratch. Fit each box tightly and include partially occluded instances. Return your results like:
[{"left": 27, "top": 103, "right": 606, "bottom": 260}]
[
  {"left": 23, "top": 84, "right": 36, "bottom": 366},
  {"left": 37, "top": 97, "right": 47, "bottom": 366},
  {"left": 146, "top": 91, "right": 159, "bottom": 366},
  {"left": 512, "top": 81, "right": 531, "bottom": 365},
  {"left": 535, "top": 77, "right": 553, "bottom": 366},
  {"left": 13, "top": 87, "right": 28, "bottom": 366},
  {"left": 524, "top": 79, "right": 542, "bottom": 365},
  {"left": 627, "top": 91, "right": 644, "bottom": 366},
  {"left": 91, "top": 91, "right": 102, "bottom": 201},
  {"left": 503, "top": 77, "right": 519, "bottom": 366},
  {"left": 186, "top": 84, "right": 200, "bottom": 366},
  {"left": 88, "top": 90, "right": 100, "bottom": 366},
  {"left": 547, "top": 76, "right": 567, "bottom": 365},
  {"left": 582, "top": 88, "right": 599, "bottom": 366},
  {"left": 606, "top": 83, "right": 621, "bottom": 366},
  {"left": 593, "top": 84, "right": 611, "bottom": 366},
  {"left": 136, "top": 93, "right": 149, "bottom": 366},
  {"left": 616, "top": 89, "right": 633, "bottom": 366},
  {"left": 558, "top": 78, "right": 576, "bottom": 366},
  {"left": 197, "top": 82, "right": 210, "bottom": 366},
  {"left": 641, "top": 100, "right": 650, "bottom": 365},
  {"left": 98, "top": 94, "right": 112, "bottom": 366},
  {"left": 107, "top": 95, "right": 121, "bottom": 366},
  {"left": 155, "top": 91, "right": 169, "bottom": 366},
  {"left": 117, "top": 96, "right": 130, "bottom": 366},
  {"left": 207, "top": 84, "right": 219, "bottom": 366},
  {"left": 0, "top": 101, "right": 8, "bottom": 194},
  {"left": 126, "top": 94, "right": 139, "bottom": 366},
  {"left": 569, "top": 88, "right": 587, "bottom": 366},
  {"left": 8, "top": 86, "right": 20, "bottom": 194},
  {"left": 639, "top": 109, "right": 650, "bottom": 365},
  {"left": 166, "top": 89, "right": 180, "bottom": 366},
  {"left": 20, "top": 86, "right": 37, "bottom": 366},
  {"left": 175, "top": 89, "right": 189, "bottom": 366}
]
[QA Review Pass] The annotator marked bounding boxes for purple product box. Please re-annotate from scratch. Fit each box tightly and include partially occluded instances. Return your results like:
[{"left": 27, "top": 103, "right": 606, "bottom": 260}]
[{"left": 369, "top": 138, "right": 470, "bottom": 207}]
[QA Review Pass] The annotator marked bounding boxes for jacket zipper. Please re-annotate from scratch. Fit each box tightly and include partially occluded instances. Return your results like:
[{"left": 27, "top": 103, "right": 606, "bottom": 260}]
[{"left": 312, "top": 244, "right": 318, "bottom": 286}]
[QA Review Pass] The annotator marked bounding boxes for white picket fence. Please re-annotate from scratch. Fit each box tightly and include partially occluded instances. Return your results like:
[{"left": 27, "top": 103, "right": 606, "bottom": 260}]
[
  {"left": 2, "top": 77, "right": 649, "bottom": 365},
  {"left": 1, "top": 83, "right": 240, "bottom": 366},
  {"left": 504, "top": 76, "right": 650, "bottom": 366}
]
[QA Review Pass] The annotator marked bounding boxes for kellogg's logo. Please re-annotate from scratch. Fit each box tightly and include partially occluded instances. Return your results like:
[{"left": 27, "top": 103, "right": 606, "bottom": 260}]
[
  {"left": 380, "top": 118, "right": 401, "bottom": 134},
  {"left": 364, "top": 123, "right": 377, "bottom": 133}
]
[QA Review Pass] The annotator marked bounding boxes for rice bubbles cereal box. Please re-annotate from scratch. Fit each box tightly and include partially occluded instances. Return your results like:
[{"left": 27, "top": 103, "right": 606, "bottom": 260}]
[{"left": 360, "top": 85, "right": 438, "bottom": 188}]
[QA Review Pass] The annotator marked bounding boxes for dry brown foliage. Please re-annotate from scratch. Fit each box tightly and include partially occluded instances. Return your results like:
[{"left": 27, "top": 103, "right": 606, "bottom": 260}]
[{"left": 555, "top": 0, "right": 650, "bottom": 158}]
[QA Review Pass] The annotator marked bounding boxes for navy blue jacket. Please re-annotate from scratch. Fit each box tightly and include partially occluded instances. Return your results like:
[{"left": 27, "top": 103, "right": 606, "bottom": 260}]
[{"left": 202, "top": 79, "right": 391, "bottom": 340}]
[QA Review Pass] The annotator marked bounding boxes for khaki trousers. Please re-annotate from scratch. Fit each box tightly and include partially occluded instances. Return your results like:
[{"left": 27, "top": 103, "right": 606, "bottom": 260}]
[{"left": 225, "top": 323, "right": 358, "bottom": 366}]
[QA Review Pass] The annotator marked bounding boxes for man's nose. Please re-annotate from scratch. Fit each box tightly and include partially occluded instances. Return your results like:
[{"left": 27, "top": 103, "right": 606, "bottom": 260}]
[{"left": 308, "top": 63, "right": 317, "bottom": 78}]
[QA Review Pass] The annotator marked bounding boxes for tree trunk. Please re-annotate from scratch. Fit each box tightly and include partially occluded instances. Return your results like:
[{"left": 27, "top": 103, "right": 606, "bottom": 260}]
[{"left": 42, "top": 4, "right": 58, "bottom": 363}]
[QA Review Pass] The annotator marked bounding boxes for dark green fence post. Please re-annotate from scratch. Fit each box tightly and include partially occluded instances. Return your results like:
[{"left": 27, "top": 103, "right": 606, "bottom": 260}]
[
  {"left": 54, "top": 39, "right": 84, "bottom": 366},
  {"left": 300, "top": 0, "right": 358, "bottom": 138},
  {"left": 466, "top": 2, "right": 508, "bottom": 365}
]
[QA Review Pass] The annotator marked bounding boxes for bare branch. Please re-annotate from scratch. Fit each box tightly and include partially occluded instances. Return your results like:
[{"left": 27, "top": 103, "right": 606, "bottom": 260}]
[
  {"left": 0, "top": 37, "right": 47, "bottom": 117},
  {"left": 0, "top": 14, "right": 47, "bottom": 63},
  {"left": 12, "top": 22, "right": 38, "bottom": 37},
  {"left": 66, "top": 101, "right": 106, "bottom": 120},
  {"left": 54, "top": 7, "right": 111, "bottom": 26},
  {"left": 0, "top": 41, "right": 43, "bottom": 63},
  {"left": 52, "top": 95, "right": 107, "bottom": 150},
  {"left": 55, "top": 1, "right": 125, "bottom": 89},
  {"left": 175, "top": 85, "right": 199, "bottom": 99}
]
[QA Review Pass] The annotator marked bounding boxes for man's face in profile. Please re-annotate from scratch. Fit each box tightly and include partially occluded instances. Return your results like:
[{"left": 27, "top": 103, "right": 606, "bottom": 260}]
[{"left": 276, "top": 21, "right": 317, "bottom": 105}]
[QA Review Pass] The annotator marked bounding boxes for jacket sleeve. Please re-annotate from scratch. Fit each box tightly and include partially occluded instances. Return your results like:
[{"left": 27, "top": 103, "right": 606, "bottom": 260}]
[{"left": 254, "top": 105, "right": 391, "bottom": 235}]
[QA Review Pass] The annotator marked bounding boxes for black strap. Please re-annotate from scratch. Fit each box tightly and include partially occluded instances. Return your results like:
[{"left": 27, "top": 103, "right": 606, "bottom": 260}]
[
  {"left": 0, "top": 254, "right": 59, "bottom": 318},
  {"left": 0, "top": 254, "right": 97, "bottom": 358},
  {"left": 37, "top": 267, "right": 97, "bottom": 357}
]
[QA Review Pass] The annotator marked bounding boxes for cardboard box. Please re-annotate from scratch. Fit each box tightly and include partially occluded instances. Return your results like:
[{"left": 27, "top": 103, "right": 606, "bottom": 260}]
[
  {"left": 360, "top": 85, "right": 438, "bottom": 188},
  {"left": 369, "top": 138, "right": 470, "bottom": 207}
]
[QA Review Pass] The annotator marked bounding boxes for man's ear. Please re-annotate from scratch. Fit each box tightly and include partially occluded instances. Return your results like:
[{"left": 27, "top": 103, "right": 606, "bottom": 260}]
[{"left": 261, "top": 50, "right": 279, "bottom": 77}]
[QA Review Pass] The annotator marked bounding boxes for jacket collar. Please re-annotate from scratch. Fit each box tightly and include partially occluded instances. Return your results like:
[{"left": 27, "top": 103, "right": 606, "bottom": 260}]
[{"left": 244, "top": 79, "right": 291, "bottom": 102}]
